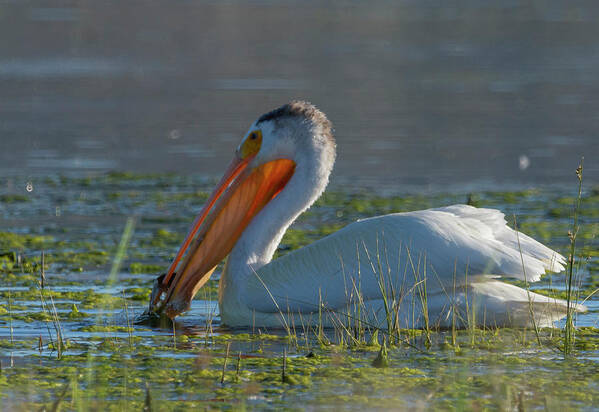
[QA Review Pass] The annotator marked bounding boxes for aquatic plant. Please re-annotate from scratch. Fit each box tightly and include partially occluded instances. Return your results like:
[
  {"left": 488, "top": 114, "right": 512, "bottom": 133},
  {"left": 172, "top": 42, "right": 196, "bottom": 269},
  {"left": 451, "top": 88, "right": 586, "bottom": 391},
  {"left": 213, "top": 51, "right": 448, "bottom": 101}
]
[
  {"left": 0, "top": 171, "right": 597, "bottom": 409},
  {"left": 564, "top": 159, "right": 584, "bottom": 356}
]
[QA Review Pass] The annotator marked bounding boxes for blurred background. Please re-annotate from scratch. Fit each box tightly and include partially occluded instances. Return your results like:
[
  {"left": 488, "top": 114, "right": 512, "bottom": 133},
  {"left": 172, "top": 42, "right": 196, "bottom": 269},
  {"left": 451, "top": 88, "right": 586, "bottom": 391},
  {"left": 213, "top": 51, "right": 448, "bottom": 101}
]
[{"left": 1, "top": 0, "right": 598, "bottom": 192}]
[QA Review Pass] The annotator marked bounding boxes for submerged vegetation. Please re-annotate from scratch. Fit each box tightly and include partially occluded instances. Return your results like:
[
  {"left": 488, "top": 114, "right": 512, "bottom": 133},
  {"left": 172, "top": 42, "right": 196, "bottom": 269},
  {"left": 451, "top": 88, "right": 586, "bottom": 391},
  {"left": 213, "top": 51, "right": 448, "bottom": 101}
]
[{"left": 0, "top": 172, "right": 597, "bottom": 410}]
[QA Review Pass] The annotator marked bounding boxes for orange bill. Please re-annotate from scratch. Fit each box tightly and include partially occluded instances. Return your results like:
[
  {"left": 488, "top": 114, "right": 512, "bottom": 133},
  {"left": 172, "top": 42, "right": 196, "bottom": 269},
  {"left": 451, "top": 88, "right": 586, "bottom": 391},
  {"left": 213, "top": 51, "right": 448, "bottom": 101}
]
[
  {"left": 155, "top": 157, "right": 296, "bottom": 318},
  {"left": 159, "top": 155, "right": 253, "bottom": 294}
]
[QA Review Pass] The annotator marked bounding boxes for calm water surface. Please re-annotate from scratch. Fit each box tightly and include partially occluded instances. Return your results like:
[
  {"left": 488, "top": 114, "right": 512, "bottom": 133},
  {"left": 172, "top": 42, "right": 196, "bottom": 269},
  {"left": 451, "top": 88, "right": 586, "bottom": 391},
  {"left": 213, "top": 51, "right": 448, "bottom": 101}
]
[
  {"left": 1, "top": 3, "right": 599, "bottom": 404},
  {"left": 1, "top": 1, "right": 598, "bottom": 192}
]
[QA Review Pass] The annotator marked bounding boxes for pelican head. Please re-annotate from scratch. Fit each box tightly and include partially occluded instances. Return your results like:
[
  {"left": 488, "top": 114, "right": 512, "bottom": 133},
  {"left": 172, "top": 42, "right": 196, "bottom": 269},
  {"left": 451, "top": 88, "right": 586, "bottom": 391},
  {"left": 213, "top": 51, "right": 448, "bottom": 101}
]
[{"left": 150, "top": 101, "right": 336, "bottom": 318}]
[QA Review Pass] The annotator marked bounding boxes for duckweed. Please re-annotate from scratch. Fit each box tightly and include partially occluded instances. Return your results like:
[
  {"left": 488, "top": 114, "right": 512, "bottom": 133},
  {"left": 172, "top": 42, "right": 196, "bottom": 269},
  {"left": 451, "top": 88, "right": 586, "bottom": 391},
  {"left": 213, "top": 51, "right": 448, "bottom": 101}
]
[
  {"left": 128, "top": 262, "right": 165, "bottom": 274},
  {"left": 0, "top": 194, "right": 30, "bottom": 203},
  {"left": 0, "top": 172, "right": 597, "bottom": 410},
  {"left": 0, "top": 232, "right": 54, "bottom": 251}
]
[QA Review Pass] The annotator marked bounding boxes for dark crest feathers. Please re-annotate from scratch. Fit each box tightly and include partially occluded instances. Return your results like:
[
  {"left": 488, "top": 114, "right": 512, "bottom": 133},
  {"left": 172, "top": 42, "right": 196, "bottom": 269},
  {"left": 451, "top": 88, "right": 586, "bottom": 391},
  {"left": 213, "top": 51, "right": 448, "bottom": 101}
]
[{"left": 257, "top": 101, "right": 334, "bottom": 143}]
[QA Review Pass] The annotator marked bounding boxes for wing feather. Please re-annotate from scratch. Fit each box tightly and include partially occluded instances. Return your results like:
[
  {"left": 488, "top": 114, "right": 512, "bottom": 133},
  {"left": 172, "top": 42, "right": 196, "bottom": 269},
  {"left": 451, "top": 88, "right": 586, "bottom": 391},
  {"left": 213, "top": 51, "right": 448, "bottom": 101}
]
[{"left": 244, "top": 205, "right": 565, "bottom": 313}]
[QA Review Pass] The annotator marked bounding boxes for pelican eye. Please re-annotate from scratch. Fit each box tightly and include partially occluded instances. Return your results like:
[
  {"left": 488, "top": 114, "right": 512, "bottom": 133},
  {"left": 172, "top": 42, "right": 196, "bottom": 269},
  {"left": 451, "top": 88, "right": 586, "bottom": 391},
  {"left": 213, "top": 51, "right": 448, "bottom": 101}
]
[{"left": 240, "top": 129, "right": 263, "bottom": 159}]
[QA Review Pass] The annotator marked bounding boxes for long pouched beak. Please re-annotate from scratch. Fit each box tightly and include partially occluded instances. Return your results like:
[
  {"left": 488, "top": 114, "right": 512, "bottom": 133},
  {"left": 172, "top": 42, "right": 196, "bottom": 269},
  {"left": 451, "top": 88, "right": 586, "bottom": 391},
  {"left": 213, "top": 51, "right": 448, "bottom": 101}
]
[{"left": 150, "top": 153, "right": 296, "bottom": 319}]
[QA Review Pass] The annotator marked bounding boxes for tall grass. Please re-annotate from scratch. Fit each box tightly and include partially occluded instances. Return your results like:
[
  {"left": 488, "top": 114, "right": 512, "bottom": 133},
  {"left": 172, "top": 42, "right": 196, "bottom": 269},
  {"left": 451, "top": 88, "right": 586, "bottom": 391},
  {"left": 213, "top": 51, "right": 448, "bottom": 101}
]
[
  {"left": 248, "top": 216, "right": 588, "bottom": 357},
  {"left": 37, "top": 284, "right": 64, "bottom": 358},
  {"left": 513, "top": 216, "right": 542, "bottom": 347},
  {"left": 564, "top": 159, "right": 584, "bottom": 356}
]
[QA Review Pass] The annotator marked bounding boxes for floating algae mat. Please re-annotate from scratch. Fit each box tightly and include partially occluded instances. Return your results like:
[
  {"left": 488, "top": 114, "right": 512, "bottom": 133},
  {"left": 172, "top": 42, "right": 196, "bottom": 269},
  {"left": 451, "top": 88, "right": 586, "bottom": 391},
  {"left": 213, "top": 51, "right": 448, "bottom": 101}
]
[{"left": 0, "top": 173, "right": 598, "bottom": 410}]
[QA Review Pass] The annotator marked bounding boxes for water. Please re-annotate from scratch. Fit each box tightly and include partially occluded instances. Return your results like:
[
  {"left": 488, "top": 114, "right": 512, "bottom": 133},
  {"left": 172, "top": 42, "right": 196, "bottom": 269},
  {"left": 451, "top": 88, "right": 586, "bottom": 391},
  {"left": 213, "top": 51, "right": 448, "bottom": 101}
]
[
  {"left": 0, "top": 172, "right": 597, "bottom": 409},
  {"left": 1, "top": 2, "right": 599, "bottom": 409},
  {"left": 1, "top": 1, "right": 598, "bottom": 192}
]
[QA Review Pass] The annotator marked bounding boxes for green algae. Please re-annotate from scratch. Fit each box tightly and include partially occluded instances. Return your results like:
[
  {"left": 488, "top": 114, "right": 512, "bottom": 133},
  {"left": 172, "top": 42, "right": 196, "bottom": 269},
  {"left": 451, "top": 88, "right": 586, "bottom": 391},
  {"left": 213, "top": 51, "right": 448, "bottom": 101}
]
[
  {"left": 66, "top": 304, "right": 87, "bottom": 319},
  {"left": 128, "top": 262, "right": 165, "bottom": 274},
  {"left": 371, "top": 342, "right": 389, "bottom": 368},
  {"left": 0, "top": 232, "right": 54, "bottom": 251},
  {"left": 124, "top": 287, "right": 152, "bottom": 301},
  {"left": 49, "top": 250, "right": 110, "bottom": 271},
  {"left": 76, "top": 325, "right": 148, "bottom": 333},
  {"left": 0, "top": 173, "right": 598, "bottom": 410},
  {"left": 2, "top": 327, "right": 599, "bottom": 410},
  {"left": 139, "top": 228, "right": 183, "bottom": 249},
  {"left": 0, "top": 194, "right": 30, "bottom": 203}
]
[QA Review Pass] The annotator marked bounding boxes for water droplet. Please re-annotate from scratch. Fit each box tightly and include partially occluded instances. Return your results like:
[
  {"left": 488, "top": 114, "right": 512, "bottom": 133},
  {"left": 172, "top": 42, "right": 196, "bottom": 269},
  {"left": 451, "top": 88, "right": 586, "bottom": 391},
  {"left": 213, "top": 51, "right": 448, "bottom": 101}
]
[
  {"left": 26, "top": 182, "right": 33, "bottom": 192},
  {"left": 518, "top": 155, "right": 530, "bottom": 171}
]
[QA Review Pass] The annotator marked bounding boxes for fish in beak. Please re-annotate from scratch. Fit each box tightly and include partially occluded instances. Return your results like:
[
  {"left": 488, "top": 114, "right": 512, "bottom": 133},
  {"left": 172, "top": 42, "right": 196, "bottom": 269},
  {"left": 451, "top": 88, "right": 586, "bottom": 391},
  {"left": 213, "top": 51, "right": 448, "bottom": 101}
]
[{"left": 148, "top": 139, "right": 295, "bottom": 319}]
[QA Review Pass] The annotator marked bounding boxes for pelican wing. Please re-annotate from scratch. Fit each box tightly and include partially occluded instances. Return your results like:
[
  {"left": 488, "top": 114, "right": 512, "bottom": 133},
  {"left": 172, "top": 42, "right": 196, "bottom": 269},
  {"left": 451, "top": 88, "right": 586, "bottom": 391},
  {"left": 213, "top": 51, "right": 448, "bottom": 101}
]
[{"left": 243, "top": 205, "right": 565, "bottom": 313}]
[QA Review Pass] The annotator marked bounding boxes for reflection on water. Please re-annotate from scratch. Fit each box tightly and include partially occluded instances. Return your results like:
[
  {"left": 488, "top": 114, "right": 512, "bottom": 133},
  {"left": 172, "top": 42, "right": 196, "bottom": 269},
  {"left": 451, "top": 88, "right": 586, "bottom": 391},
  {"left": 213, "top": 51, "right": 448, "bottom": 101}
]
[
  {"left": 28, "top": 7, "right": 81, "bottom": 22},
  {"left": 1, "top": 1, "right": 598, "bottom": 191},
  {"left": 0, "top": 58, "right": 138, "bottom": 78},
  {"left": 212, "top": 78, "right": 307, "bottom": 90}
]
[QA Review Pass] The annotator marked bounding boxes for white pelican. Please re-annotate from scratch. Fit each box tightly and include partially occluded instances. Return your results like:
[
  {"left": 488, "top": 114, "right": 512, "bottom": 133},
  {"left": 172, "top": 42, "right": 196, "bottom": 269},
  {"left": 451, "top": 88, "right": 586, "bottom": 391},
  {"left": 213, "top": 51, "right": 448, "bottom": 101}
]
[{"left": 149, "top": 101, "right": 584, "bottom": 329}]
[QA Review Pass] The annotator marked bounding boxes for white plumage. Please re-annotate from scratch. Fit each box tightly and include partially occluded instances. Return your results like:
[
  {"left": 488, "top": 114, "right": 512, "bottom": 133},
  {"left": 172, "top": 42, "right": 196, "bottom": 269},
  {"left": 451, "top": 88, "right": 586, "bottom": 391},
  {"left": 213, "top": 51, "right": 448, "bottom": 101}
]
[
  {"left": 158, "top": 101, "right": 585, "bottom": 329},
  {"left": 223, "top": 205, "right": 579, "bottom": 328}
]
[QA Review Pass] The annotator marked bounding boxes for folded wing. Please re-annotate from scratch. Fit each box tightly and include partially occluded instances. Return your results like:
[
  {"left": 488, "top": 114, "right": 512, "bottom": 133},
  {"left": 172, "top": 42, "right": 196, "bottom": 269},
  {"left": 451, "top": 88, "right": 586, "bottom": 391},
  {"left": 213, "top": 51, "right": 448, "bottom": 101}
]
[{"left": 244, "top": 205, "right": 565, "bottom": 314}]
